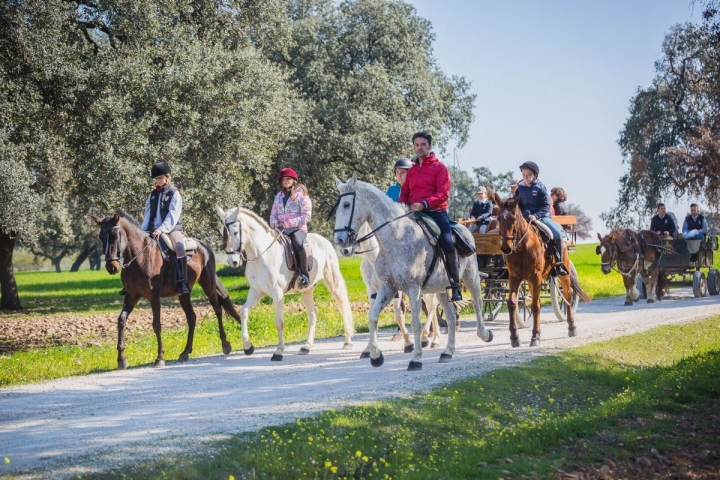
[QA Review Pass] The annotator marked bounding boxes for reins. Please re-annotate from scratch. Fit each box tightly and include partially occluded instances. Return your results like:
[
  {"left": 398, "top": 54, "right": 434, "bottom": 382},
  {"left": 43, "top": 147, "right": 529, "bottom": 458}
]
[{"left": 223, "top": 219, "right": 282, "bottom": 262}]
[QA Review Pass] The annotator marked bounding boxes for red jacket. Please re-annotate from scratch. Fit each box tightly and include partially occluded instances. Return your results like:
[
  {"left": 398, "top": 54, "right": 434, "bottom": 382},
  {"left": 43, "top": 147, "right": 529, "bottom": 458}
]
[{"left": 398, "top": 153, "right": 450, "bottom": 210}]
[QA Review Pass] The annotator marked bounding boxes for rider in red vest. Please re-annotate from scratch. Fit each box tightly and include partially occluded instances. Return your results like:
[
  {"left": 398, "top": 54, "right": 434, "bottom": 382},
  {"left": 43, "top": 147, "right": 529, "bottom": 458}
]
[{"left": 399, "top": 132, "right": 463, "bottom": 301}]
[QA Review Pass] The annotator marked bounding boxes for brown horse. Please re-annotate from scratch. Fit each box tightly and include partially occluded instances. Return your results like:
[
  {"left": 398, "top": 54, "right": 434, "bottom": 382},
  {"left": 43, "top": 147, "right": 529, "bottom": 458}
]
[
  {"left": 493, "top": 193, "right": 591, "bottom": 347},
  {"left": 91, "top": 210, "right": 243, "bottom": 369},
  {"left": 596, "top": 229, "right": 667, "bottom": 305}
]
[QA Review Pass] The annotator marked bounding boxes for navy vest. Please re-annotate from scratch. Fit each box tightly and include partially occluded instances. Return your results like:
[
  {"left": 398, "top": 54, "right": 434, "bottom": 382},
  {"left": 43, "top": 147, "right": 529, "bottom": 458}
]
[
  {"left": 685, "top": 214, "right": 704, "bottom": 231},
  {"left": 148, "top": 185, "right": 182, "bottom": 232}
]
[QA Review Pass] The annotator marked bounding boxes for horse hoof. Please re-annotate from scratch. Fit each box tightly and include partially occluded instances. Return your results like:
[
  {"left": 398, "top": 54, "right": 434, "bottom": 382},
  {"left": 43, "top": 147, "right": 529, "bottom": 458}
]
[
  {"left": 117, "top": 359, "right": 128, "bottom": 370},
  {"left": 530, "top": 337, "right": 540, "bottom": 347},
  {"left": 511, "top": 338, "right": 521, "bottom": 348},
  {"left": 222, "top": 342, "right": 232, "bottom": 355},
  {"left": 244, "top": 345, "right": 255, "bottom": 356},
  {"left": 568, "top": 328, "right": 577, "bottom": 337},
  {"left": 404, "top": 344, "right": 414, "bottom": 353},
  {"left": 154, "top": 359, "right": 165, "bottom": 368},
  {"left": 483, "top": 330, "right": 494, "bottom": 343},
  {"left": 342, "top": 342, "right": 353, "bottom": 350},
  {"left": 370, "top": 352, "right": 385, "bottom": 367},
  {"left": 624, "top": 300, "right": 633, "bottom": 306},
  {"left": 271, "top": 354, "right": 283, "bottom": 361},
  {"left": 359, "top": 351, "right": 370, "bottom": 359},
  {"left": 421, "top": 340, "right": 429, "bottom": 348},
  {"left": 178, "top": 353, "right": 189, "bottom": 362},
  {"left": 439, "top": 353, "right": 452, "bottom": 363},
  {"left": 299, "top": 347, "right": 310, "bottom": 355},
  {"left": 407, "top": 360, "right": 422, "bottom": 371},
  {"left": 647, "top": 299, "right": 655, "bottom": 304}
]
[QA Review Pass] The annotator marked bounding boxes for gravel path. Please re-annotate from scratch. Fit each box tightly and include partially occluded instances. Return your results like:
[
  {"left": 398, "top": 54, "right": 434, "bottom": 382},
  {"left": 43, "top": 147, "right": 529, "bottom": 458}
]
[{"left": 1, "top": 288, "right": 719, "bottom": 479}]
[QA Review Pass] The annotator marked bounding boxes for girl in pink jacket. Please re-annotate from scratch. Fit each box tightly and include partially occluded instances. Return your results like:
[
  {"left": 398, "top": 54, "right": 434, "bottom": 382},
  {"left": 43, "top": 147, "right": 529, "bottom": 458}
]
[{"left": 270, "top": 168, "right": 312, "bottom": 288}]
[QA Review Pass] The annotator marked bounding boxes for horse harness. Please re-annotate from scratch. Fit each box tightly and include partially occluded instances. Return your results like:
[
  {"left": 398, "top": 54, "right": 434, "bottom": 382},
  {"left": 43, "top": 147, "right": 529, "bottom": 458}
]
[
  {"left": 222, "top": 219, "right": 281, "bottom": 263},
  {"left": 602, "top": 230, "right": 655, "bottom": 277}
]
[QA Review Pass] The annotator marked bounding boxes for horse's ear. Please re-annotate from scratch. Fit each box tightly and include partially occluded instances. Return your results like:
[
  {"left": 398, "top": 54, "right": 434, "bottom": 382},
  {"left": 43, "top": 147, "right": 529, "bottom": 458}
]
[
  {"left": 348, "top": 172, "right": 357, "bottom": 189},
  {"left": 215, "top": 206, "right": 225, "bottom": 220},
  {"left": 111, "top": 213, "right": 120, "bottom": 225},
  {"left": 227, "top": 207, "right": 239, "bottom": 222},
  {"left": 597, "top": 232, "right": 603, "bottom": 242},
  {"left": 492, "top": 192, "right": 503, "bottom": 206},
  {"left": 90, "top": 215, "right": 103, "bottom": 225},
  {"left": 335, "top": 177, "right": 343, "bottom": 191}
]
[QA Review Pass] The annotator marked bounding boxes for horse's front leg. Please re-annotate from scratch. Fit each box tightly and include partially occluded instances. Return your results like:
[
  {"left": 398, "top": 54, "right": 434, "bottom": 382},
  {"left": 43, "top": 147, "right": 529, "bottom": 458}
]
[
  {"left": 529, "top": 279, "right": 543, "bottom": 347},
  {"left": 407, "top": 287, "right": 424, "bottom": 370},
  {"left": 437, "top": 292, "right": 457, "bottom": 364},
  {"left": 116, "top": 295, "right": 139, "bottom": 370},
  {"left": 150, "top": 295, "right": 165, "bottom": 367},
  {"left": 239, "top": 288, "right": 264, "bottom": 356},
  {"left": 365, "top": 285, "right": 394, "bottom": 366},
  {"left": 177, "top": 294, "right": 197, "bottom": 362},
  {"left": 299, "top": 289, "right": 317, "bottom": 354},
  {"left": 644, "top": 266, "right": 658, "bottom": 303},
  {"left": 557, "top": 274, "right": 577, "bottom": 337},
  {"left": 270, "top": 288, "right": 286, "bottom": 361},
  {"left": 622, "top": 274, "right": 634, "bottom": 306},
  {"left": 507, "top": 277, "right": 521, "bottom": 348}
]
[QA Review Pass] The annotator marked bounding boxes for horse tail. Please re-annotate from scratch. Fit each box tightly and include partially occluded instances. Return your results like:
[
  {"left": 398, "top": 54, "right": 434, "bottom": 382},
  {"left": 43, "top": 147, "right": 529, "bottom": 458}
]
[
  {"left": 569, "top": 261, "right": 592, "bottom": 303},
  {"left": 324, "top": 249, "right": 356, "bottom": 338},
  {"left": 215, "top": 278, "right": 242, "bottom": 321}
]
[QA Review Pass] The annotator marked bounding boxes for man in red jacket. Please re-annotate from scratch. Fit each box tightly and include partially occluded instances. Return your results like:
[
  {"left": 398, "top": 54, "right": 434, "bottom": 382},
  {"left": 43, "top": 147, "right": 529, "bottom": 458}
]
[{"left": 399, "top": 132, "right": 462, "bottom": 301}]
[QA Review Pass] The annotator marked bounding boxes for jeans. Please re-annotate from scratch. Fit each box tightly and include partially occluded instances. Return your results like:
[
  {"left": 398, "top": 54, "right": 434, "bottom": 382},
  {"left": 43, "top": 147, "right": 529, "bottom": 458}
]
[
  {"left": 683, "top": 230, "right": 705, "bottom": 240},
  {"left": 537, "top": 217, "right": 564, "bottom": 240},
  {"left": 423, "top": 210, "right": 455, "bottom": 255}
]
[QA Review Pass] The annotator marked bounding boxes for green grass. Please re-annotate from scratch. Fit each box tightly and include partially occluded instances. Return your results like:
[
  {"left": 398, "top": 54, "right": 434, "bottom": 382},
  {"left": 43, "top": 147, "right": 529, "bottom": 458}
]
[{"left": 77, "top": 316, "right": 720, "bottom": 480}]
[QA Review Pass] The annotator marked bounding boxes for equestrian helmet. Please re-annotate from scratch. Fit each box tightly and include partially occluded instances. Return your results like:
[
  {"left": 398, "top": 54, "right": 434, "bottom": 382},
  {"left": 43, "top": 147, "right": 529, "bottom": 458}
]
[
  {"left": 393, "top": 158, "right": 413, "bottom": 170},
  {"left": 277, "top": 167, "right": 298, "bottom": 181},
  {"left": 151, "top": 161, "right": 171, "bottom": 178},
  {"left": 519, "top": 161, "right": 539, "bottom": 178}
]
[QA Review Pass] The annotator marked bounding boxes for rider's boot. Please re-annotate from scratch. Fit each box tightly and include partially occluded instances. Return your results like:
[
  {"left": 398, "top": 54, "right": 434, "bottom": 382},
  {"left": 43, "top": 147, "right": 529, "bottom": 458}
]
[
  {"left": 445, "top": 251, "right": 463, "bottom": 302},
  {"left": 296, "top": 248, "right": 310, "bottom": 289},
  {"left": 552, "top": 238, "right": 569, "bottom": 276},
  {"left": 175, "top": 255, "right": 191, "bottom": 295}
]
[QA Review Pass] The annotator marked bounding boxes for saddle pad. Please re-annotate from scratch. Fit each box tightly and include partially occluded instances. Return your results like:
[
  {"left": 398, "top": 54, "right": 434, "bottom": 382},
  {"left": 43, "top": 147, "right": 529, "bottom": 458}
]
[
  {"left": 280, "top": 234, "right": 314, "bottom": 272},
  {"left": 160, "top": 233, "right": 198, "bottom": 252}
]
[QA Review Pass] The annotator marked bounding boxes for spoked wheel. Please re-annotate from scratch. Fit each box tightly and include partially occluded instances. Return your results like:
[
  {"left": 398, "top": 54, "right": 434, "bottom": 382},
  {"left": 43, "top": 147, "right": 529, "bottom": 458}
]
[
  {"left": 550, "top": 277, "right": 579, "bottom": 322},
  {"left": 515, "top": 281, "right": 533, "bottom": 329},
  {"left": 482, "top": 282, "right": 504, "bottom": 321},
  {"left": 692, "top": 271, "right": 707, "bottom": 298}
]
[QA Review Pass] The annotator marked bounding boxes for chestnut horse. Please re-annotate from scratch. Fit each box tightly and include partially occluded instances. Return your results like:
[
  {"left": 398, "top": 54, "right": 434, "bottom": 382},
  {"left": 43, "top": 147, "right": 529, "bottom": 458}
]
[
  {"left": 596, "top": 229, "right": 667, "bottom": 305},
  {"left": 493, "top": 194, "right": 591, "bottom": 347},
  {"left": 91, "top": 210, "right": 242, "bottom": 369}
]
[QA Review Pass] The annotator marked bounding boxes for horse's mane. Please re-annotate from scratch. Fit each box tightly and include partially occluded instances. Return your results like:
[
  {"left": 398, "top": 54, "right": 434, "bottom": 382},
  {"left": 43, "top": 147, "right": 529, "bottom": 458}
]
[
  {"left": 238, "top": 207, "right": 273, "bottom": 233},
  {"left": 114, "top": 208, "right": 143, "bottom": 231},
  {"left": 354, "top": 180, "right": 405, "bottom": 216}
]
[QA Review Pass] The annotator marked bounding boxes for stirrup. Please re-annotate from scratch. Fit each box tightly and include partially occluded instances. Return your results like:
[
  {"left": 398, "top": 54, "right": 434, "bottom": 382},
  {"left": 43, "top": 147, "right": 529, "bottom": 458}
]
[
  {"left": 177, "top": 281, "right": 190, "bottom": 295},
  {"left": 297, "top": 274, "right": 310, "bottom": 288}
]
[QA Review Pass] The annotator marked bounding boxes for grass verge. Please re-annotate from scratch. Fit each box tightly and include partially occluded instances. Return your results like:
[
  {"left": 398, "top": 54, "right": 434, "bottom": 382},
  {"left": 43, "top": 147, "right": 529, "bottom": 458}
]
[{"left": 75, "top": 317, "right": 720, "bottom": 480}]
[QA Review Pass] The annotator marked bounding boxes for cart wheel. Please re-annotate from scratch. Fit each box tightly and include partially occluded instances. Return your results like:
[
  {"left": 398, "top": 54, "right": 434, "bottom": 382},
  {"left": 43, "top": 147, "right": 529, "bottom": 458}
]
[
  {"left": 550, "top": 277, "right": 579, "bottom": 321},
  {"left": 635, "top": 274, "right": 647, "bottom": 300},
  {"left": 708, "top": 269, "right": 720, "bottom": 296},
  {"left": 692, "top": 271, "right": 707, "bottom": 298},
  {"left": 482, "top": 282, "right": 503, "bottom": 321},
  {"left": 515, "top": 281, "right": 533, "bottom": 329}
]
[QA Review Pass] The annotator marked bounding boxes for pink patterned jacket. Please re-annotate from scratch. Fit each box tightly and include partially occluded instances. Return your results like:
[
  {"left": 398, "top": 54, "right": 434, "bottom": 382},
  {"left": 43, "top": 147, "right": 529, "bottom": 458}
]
[{"left": 269, "top": 187, "right": 312, "bottom": 232}]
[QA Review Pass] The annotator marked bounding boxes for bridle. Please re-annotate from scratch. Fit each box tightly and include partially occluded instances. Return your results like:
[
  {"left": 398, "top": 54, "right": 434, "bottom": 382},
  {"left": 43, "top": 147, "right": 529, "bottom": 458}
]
[
  {"left": 221, "top": 218, "right": 281, "bottom": 262},
  {"left": 498, "top": 209, "right": 530, "bottom": 254},
  {"left": 599, "top": 234, "right": 641, "bottom": 277},
  {"left": 327, "top": 190, "right": 413, "bottom": 248},
  {"left": 100, "top": 222, "right": 155, "bottom": 268}
]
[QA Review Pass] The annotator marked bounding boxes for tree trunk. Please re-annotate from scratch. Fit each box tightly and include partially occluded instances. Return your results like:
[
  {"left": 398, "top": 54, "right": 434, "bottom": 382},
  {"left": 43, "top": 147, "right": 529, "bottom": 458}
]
[
  {"left": 0, "top": 231, "right": 23, "bottom": 310},
  {"left": 52, "top": 258, "right": 62, "bottom": 273},
  {"left": 70, "top": 244, "right": 92, "bottom": 272}
]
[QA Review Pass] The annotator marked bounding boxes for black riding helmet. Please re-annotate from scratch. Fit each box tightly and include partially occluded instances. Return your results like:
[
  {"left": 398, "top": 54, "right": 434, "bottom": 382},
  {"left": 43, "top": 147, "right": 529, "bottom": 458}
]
[
  {"left": 393, "top": 158, "right": 413, "bottom": 170},
  {"left": 151, "top": 161, "right": 171, "bottom": 178},
  {"left": 519, "top": 161, "right": 539, "bottom": 178}
]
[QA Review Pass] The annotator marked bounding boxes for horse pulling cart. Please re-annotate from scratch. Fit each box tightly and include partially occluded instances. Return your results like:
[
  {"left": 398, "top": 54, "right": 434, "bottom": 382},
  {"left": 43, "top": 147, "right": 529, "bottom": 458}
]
[
  {"left": 636, "top": 234, "right": 720, "bottom": 298},
  {"left": 461, "top": 215, "right": 580, "bottom": 328}
]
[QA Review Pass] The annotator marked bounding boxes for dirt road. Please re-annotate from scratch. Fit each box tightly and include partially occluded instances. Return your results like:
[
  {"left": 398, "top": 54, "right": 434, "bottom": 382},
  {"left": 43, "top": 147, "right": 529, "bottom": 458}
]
[{"left": 1, "top": 288, "right": 719, "bottom": 479}]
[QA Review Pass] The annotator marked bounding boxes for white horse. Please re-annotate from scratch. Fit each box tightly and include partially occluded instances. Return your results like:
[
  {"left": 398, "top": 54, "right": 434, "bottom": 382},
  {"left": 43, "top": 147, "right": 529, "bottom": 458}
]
[
  {"left": 340, "top": 223, "right": 442, "bottom": 357},
  {"left": 215, "top": 206, "right": 354, "bottom": 360},
  {"left": 331, "top": 174, "right": 493, "bottom": 370}
]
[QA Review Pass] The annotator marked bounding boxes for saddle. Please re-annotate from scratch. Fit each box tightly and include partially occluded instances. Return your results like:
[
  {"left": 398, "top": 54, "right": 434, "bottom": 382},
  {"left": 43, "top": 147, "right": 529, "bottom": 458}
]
[
  {"left": 414, "top": 212, "right": 476, "bottom": 257},
  {"left": 278, "top": 233, "right": 314, "bottom": 290},
  {"left": 159, "top": 233, "right": 198, "bottom": 255}
]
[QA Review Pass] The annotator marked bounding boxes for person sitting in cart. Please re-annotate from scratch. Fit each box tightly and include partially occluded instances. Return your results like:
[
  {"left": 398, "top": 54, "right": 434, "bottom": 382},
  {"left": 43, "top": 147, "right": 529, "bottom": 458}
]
[
  {"left": 468, "top": 186, "right": 493, "bottom": 233},
  {"left": 513, "top": 161, "right": 569, "bottom": 276},
  {"left": 550, "top": 187, "right": 569, "bottom": 215},
  {"left": 682, "top": 203, "right": 708, "bottom": 241},
  {"left": 650, "top": 203, "right": 677, "bottom": 238}
]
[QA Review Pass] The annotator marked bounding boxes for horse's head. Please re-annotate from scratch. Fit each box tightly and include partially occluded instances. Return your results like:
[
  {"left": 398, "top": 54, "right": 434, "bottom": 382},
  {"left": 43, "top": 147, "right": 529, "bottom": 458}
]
[
  {"left": 91, "top": 213, "right": 125, "bottom": 275},
  {"left": 493, "top": 193, "right": 522, "bottom": 254},
  {"left": 597, "top": 231, "right": 620, "bottom": 275},
  {"left": 331, "top": 173, "right": 361, "bottom": 252},
  {"left": 215, "top": 206, "right": 243, "bottom": 268}
]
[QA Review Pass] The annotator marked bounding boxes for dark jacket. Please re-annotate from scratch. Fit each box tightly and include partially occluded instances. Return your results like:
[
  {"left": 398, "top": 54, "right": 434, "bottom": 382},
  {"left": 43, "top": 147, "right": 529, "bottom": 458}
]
[
  {"left": 398, "top": 153, "right": 450, "bottom": 211},
  {"left": 650, "top": 214, "right": 676, "bottom": 235},
  {"left": 470, "top": 200, "right": 493, "bottom": 222},
  {"left": 553, "top": 200, "right": 569, "bottom": 216},
  {"left": 513, "top": 180, "right": 551, "bottom": 219}
]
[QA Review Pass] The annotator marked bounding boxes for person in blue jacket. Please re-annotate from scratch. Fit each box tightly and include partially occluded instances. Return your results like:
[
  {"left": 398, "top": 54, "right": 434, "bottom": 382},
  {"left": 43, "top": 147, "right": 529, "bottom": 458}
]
[
  {"left": 385, "top": 158, "right": 413, "bottom": 202},
  {"left": 513, "top": 161, "right": 569, "bottom": 276}
]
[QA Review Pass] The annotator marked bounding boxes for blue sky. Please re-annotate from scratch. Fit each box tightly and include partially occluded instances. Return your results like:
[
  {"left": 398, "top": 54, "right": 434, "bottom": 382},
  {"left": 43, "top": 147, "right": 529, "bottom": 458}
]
[{"left": 408, "top": 0, "right": 703, "bottom": 237}]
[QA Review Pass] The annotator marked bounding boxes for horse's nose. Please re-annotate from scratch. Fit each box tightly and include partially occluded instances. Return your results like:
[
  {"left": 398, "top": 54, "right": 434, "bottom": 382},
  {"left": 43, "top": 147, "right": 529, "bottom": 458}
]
[
  {"left": 334, "top": 235, "right": 346, "bottom": 247},
  {"left": 106, "top": 261, "right": 119, "bottom": 275},
  {"left": 500, "top": 246, "right": 511, "bottom": 254},
  {"left": 340, "top": 247, "right": 352, "bottom": 256},
  {"left": 231, "top": 260, "right": 239, "bottom": 268}
]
